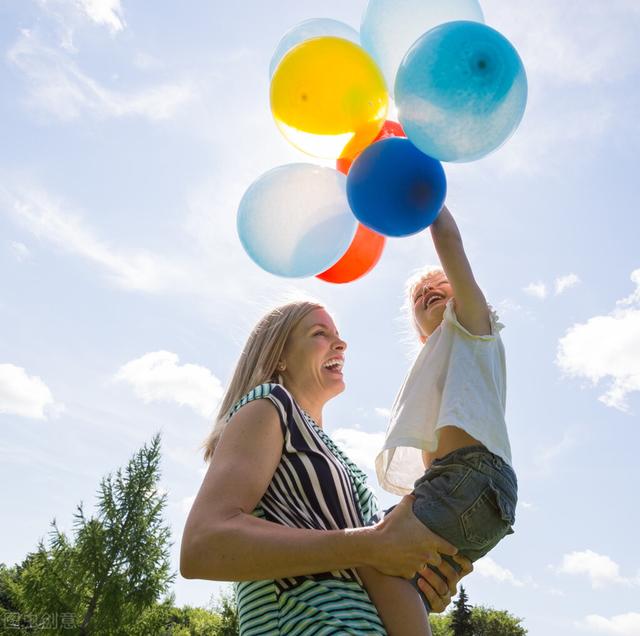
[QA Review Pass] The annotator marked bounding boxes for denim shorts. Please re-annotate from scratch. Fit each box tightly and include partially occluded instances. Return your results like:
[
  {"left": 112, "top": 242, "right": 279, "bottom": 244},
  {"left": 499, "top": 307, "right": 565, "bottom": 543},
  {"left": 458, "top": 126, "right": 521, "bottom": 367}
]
[{"left": 387, "top": 445, "right": 518, "bottom": 612}]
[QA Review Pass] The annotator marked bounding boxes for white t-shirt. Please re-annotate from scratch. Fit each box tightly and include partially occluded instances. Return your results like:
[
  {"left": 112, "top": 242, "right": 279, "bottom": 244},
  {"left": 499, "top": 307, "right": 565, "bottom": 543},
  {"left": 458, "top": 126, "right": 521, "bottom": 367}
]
[{"left": 376, "top": 298, "right": 512, "bottom": 496}]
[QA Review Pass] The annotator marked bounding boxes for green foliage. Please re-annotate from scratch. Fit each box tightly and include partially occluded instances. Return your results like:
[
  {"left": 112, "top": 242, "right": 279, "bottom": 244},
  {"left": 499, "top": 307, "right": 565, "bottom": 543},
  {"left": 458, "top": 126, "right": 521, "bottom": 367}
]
[
  {"left": 450, "top": 585, "right": 473, "bottom": 636},
  {"left": 429, "top": 611, "right": 452, "bottom": 636},
  {"left": 2, "top": 433, "right": 175, "bottom": 635},
  {"left": 429, "top": 602, "right": 527, "bottom": 636},
  {"left": 209, "top": 588, "right": 240, "bottom": 636},
  {"left": 127, "top": 593, "right": 225, "bottom": 635},
  {"left": 470, "top": 605, "right": 528, "bottom": 636}
]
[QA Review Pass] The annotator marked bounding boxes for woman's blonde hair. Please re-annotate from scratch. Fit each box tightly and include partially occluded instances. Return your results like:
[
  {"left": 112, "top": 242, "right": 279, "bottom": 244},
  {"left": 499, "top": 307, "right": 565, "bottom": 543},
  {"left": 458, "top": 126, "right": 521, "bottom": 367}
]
[{"left": 200, "top": 300, "right": 324, "bottom": 463}]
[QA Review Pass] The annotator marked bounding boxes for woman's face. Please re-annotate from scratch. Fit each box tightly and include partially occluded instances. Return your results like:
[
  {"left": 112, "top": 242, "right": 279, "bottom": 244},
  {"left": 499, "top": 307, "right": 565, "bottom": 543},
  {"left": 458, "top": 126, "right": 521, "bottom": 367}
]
[
  {"left": 412, "top": 272, "right": 453, "bottom": 342},
  {"left": 280, "top": 308, "right": 347, "bottom": 402}
]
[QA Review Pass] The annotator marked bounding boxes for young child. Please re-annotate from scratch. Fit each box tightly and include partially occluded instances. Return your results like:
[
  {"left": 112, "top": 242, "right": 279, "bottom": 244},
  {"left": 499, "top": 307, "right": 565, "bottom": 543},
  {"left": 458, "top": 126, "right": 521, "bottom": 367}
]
[{"left": 359, "top": 205, "right": 517, "bottom": 635}]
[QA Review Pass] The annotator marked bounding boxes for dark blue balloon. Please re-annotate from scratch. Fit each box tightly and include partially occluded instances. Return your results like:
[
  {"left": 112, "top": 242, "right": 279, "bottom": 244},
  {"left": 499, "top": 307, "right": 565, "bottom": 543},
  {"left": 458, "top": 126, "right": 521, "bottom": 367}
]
[{"left": 346, "top": 137, "right": 446, "bottom": 237}]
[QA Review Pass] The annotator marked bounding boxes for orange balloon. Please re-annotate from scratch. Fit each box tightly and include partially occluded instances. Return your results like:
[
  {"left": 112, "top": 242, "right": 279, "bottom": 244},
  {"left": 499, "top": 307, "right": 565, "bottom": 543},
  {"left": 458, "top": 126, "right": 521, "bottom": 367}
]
[
  {"left": 316, "top": 223, "right": 385, "bottom": 284},
  {"left": 337, "top": 120, "right": 406, "bottom": 174}
]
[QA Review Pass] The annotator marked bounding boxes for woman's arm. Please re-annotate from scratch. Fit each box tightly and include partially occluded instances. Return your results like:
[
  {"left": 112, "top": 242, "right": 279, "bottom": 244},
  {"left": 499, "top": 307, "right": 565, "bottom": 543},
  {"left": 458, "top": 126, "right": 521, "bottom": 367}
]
[
  {"left": 431, "top": 205, "right": 492, "bottom": 336},
  {"left": 180, "top": 399, "right": 458, "bottom": 581}
]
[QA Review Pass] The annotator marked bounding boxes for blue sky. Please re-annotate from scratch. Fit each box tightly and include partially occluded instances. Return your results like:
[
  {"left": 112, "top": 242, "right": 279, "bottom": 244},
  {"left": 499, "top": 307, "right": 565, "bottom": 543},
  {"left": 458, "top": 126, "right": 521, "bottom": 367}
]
[{"left": 1, "top": 1, "right": 639, "bottom": 634}]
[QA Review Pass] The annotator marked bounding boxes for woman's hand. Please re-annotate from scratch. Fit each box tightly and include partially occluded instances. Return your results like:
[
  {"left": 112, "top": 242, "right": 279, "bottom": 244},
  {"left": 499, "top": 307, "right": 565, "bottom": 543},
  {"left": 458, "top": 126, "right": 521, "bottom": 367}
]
[
  {"left": 370, "top": 496, "right": 458, "bottom": 579},
  {"left": 416, "top": 555, "right": 474, "bottom": 613}
]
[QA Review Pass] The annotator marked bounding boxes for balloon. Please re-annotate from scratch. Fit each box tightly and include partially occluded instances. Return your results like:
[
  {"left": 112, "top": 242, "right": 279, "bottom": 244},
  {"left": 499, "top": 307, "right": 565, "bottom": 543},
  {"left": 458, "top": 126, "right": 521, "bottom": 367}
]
[
  {"left": 395, "top": 21, "right": 528, "bottom": 162},
  {"left": 361, "top": 0, "right": 484, "bottom": 92},
  {"left": 347, "top": 137, "right": 446, "bottom": 237},
  {"left": 316, "top": 223, "right": 386, "bottom": 284},
  {"left": 237, "top": 164, "right": 357, "bottom": 278},
  {"left": 337, "top": 119, "right": 405, "bottom": 175},
  {"left": 269, "top": 18, "right": 359, "bottom": 78},
  {"left": 270, "top": 36, "right": 388, "bottom": 158}
]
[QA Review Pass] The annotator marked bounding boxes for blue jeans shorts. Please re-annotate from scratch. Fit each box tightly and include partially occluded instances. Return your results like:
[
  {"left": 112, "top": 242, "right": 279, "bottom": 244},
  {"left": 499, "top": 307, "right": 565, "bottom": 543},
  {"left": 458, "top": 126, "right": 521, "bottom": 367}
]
[{"left": 386, "top": 445, "right": 518, "bottom": 612}]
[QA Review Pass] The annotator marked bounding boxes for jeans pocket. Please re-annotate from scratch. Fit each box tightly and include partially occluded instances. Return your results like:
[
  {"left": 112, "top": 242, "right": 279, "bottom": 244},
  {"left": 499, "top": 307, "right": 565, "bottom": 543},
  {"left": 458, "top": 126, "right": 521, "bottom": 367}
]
[
  {"left": 461, "top": 481, "right": 516, "bottom": 548},
  {"left": 416, "top": 463, "right": 472, "bottom": 496}
]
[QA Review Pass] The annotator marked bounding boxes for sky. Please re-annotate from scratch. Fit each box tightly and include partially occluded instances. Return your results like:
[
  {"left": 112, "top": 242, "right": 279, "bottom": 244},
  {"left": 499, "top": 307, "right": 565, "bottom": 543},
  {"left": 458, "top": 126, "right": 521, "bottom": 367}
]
[{"left": 1, "top": 1, "right": 639, "bottom": 634}]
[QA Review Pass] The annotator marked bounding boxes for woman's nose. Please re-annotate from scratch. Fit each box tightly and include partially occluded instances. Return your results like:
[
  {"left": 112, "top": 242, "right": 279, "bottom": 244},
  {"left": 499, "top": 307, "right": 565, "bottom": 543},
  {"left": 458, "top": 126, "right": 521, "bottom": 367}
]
[{"left": 334, "top": 338, "right": 347, "bottom": 351}]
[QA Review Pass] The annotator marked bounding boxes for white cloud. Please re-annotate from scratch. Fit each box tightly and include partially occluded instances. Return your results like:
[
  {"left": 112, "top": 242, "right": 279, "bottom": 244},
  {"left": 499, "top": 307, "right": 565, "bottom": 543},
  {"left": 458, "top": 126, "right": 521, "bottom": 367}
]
[
  {"left": 476, "top": 1, "right": 639, "bottom": 176},
  {"left": 34, "top": 0, "right": 125, "bottom": 50},
  {"left": 577, "top": 613, "right": 640, "bottom": 635},
  {"left": 115, "top": 351, "right": 224, "bottom": 418},
  {"left": 10, "top": 241, "right": 31, "bottom": 262},
  {"left": 1, "top": 182, "right": 195, "bottom": 294},
  {"left": 474, "top": 556, "right": 525, "bottom": 587},
  {"left": 557, "top": 270, "right": 640, "bottom": 410},
  {"left": 329, "top": 428, "right": 385, "bottom": 471},
  {"left": 133, "top": 51, "right": 163, "bottom": 71},
  {"left": 533, "top": 431, "right": 576, "bottom": 475},
  {"left": 617, "top": 269, "right": 640, "bottom": 307},
  {"left": 555, "top": 273, "right": 581, "bottom": 296},
  {"left": 180, "top": 494, "right": 196, "bottom": 514},
  {"left": 7, "top": 29, "right": 193, "bottom": 122},
  {"left": 75, "top": 0, "right": 125, "bottom": 33},
  {"left": 555, "top": 550, "right": 638, "bottom": 589},
  {"left": 523, "top": 281, "right": 547, "bottom": 299},
  {"left": 374, "top": 407, "right": 391, "bottom": 418},
  {"left": 0, "top": 364, "right": 62, "bottom": 419},
  {"left": 484, "top": 0, "right": 640, "bottom": 86}
]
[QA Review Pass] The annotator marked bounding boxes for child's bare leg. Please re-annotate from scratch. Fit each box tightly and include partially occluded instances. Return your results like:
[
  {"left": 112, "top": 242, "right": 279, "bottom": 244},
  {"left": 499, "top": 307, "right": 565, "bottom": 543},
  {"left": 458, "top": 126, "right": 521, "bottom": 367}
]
[{"left": 358, "top": 566, "right": 431, "bottom": 636}]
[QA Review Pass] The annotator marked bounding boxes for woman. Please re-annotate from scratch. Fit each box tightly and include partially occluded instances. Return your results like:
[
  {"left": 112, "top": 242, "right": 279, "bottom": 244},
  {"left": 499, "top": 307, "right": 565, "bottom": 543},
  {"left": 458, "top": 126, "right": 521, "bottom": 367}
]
[{"left": 180, "top": 300, "right": 472, "bottom": 634}]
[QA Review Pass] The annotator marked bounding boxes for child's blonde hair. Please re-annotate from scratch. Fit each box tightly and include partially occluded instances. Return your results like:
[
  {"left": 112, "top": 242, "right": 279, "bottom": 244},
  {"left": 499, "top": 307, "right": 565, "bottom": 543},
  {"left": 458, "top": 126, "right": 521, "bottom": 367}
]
[{"left": 403, "top": 265, "right": 446, "bottom": 336}]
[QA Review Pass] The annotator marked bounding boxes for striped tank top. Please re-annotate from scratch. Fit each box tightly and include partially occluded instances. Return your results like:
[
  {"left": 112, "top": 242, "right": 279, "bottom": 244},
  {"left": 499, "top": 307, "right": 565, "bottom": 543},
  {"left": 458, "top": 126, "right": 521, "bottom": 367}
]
[{"left": 226, "top": 383, "right": 387, "bottom": 635}]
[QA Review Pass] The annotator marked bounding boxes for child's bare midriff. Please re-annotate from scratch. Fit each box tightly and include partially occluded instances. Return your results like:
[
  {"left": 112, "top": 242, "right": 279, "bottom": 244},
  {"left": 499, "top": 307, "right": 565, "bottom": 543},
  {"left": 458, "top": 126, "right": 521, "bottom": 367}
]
[{"left": 422, "top": 426, "right": 484, "bottom": 468}]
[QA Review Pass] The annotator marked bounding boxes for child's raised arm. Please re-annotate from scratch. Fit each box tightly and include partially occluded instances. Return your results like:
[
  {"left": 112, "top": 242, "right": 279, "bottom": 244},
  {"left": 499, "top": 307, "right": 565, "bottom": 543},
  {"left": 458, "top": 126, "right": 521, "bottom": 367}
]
[{"left": 430, "top": 205, "right": 491, "bottom": 336}]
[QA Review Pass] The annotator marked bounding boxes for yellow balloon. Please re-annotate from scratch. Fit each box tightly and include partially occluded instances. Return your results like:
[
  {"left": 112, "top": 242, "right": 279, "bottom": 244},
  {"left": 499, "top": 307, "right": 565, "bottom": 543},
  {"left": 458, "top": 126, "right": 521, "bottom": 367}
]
[{"left": 270, "top": 36, "right": 389, "bottom": 158}]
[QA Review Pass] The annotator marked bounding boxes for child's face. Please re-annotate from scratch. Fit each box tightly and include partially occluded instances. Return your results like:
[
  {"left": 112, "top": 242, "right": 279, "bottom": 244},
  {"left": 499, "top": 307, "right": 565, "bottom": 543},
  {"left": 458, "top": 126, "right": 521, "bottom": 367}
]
[{"left": 412, "top": 272, "right": 453, "bottom": 343}]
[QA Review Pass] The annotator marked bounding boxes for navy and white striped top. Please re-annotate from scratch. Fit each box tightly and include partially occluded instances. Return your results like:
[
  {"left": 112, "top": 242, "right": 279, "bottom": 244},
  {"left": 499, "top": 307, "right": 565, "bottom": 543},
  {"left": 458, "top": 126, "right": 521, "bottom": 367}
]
[{"left": 226, "top": 383, "right": 386, "bottom": 635}]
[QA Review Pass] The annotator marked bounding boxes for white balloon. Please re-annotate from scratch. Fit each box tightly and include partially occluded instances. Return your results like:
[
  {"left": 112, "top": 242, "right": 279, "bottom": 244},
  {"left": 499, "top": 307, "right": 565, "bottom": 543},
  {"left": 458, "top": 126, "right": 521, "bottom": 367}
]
[
  {"left": 237, "top": 164, "right": 357, "bottom": 278},
  {"left": 361, "top": 0, "right": 484, "bottom": 93},
  {"left": 269, "top": 18, "right": 360, "bottom": 78}
]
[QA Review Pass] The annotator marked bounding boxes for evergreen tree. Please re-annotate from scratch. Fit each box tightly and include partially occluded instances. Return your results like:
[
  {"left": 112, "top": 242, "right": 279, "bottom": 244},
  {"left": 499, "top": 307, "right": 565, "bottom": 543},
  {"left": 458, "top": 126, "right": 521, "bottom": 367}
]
[
  {"left": 450, "top": 585, "right": 474, "bottom": 636},
  {"left": 6, "top": 433, "right": 175, "bottom": 635}
]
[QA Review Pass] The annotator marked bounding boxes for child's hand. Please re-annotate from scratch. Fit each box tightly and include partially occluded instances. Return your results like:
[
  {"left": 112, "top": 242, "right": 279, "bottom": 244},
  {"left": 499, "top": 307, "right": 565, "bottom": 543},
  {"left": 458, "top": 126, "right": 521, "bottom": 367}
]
[
  {"left": 415, "top": 555, "right": 474, "bottom": 613},
  {"left": 372, "top": 495, "right": 458, "bottom": 579}
]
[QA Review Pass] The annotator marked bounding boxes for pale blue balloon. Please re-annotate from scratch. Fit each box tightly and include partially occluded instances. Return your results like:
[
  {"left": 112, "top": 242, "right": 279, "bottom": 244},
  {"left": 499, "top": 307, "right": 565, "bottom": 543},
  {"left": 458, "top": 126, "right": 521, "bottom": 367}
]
[
  {"left": 395, "top": 21, "right": 528, "bottom": 162},
  {"left": 361, "top": 0, "right": 484, "bottom": 92},
  {"left": 237, "top": 164, "right": 357, "bottom": 278},
  {"left": 269, "top": 18, "right": 360, "bottom": 78}
]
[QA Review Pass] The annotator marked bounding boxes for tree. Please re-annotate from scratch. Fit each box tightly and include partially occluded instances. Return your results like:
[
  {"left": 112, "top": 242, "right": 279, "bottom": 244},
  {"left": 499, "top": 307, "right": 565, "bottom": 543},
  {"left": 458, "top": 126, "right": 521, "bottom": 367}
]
[
  {"left": 7, "top": 433, "right": 175, "bottom": 635},
  {"left": 128, "top": 593, "right": 225, "bottom": 636},
  {"left": 209, "top": 588, "right": 239, "bottom": 636},
  {"left": 471, "top": 605, "right": 527, "bottom": 636},
  {"left": 429, "top": 612, "right": 452, "bottom": 636},
  {"left": 450, "top": 585, "right": 473, "bottom": 636},
  {"left": 429, "top": 599, "right": 528, "bottom": 636}
]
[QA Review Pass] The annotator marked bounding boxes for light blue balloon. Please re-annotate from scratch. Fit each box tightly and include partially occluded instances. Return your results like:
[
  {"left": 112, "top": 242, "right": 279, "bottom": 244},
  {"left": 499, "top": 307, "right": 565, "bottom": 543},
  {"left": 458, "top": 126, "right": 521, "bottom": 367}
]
[
  {"left": 361, "top": 0, "right": 484, "bottom": 92},
  {"left": 269, "top": 18, "right": 360, "bottom": 78},
  {"left": 237, "top": 164, "right": 357, "bottom": 278},
  {"left": 395, "top": 21, "right": 528, "bottom": 162}
]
